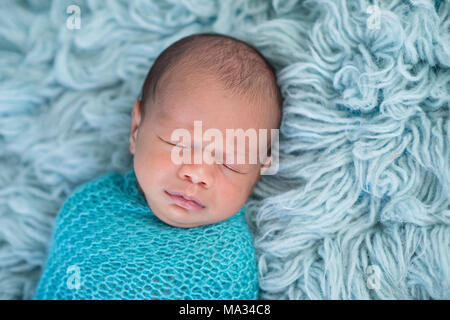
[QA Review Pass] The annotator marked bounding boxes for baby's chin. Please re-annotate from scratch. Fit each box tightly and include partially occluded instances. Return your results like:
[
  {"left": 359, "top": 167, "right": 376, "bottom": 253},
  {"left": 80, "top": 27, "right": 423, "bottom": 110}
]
[{"left": 152, "top": 207, "right": 211, "bottom": 228}]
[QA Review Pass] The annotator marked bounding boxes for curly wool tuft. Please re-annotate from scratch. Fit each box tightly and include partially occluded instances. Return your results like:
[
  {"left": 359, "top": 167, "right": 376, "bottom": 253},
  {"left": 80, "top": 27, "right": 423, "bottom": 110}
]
[{"left": 0, "top": 0, "right": 448, "bottom": 299}]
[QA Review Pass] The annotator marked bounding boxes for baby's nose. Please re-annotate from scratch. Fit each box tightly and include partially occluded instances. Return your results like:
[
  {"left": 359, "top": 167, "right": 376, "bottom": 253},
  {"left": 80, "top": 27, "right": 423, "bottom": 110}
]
[{"left": 183, "top": 173, "right": 208, "bottom": 187}]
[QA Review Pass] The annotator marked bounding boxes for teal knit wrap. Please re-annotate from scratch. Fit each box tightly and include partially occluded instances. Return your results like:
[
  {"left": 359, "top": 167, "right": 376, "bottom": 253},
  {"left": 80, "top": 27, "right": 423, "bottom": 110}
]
[{"left": 33, "top": 169, "right": 259, "bottom": 300}]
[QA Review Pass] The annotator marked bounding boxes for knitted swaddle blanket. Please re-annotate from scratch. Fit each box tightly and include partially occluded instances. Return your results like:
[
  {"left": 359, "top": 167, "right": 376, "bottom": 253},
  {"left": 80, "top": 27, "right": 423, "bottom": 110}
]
[{"left": 33, "top": 169, "right": 259, "bottom": 300}]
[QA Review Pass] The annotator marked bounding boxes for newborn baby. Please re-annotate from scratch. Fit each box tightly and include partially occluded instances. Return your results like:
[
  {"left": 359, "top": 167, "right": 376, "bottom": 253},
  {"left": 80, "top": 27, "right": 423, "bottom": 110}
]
[{"left": 34, "top": 33, "right": 282, "bottom": 300}]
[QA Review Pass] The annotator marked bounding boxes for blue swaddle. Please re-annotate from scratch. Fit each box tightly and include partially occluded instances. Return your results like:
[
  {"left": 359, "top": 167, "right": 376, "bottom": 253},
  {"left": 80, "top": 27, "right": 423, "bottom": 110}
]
[{"left": 33, "top": 169, "right": 259, "bottom": 300}]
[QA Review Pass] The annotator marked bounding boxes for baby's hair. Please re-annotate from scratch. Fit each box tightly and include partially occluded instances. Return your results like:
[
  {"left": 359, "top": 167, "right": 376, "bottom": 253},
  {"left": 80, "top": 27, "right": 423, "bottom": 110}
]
[{"left": 139, "top": 33, "right": 282, "bottom": 130}]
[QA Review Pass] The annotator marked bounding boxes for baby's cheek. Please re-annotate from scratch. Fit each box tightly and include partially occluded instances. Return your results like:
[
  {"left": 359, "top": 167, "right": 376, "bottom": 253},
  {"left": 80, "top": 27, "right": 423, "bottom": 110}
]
[
  {"left": 135, "top": 150, "right": 162, "bottom": 188},
  {"left": 215, "top": 182, "right": 247, "bottom": 217}
]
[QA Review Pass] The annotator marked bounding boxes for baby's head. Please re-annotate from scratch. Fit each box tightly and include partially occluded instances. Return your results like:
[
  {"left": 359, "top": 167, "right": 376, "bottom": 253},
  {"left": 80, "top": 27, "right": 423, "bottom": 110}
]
[{"left": 129, "top": 33, "right": 282, "bottom": 228}]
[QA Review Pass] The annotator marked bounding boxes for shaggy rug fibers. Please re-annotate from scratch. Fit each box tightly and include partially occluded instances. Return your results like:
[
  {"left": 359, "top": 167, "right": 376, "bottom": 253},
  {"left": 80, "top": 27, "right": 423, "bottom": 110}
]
[{"left": 0, "top": 0, "right": 448, "bottom": 299}]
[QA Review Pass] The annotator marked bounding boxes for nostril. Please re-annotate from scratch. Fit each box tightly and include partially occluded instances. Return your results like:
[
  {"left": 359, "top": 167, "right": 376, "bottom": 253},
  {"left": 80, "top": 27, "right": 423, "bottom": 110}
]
[{"left": 183, "top": 174, "right": 207, "bottom": 186}]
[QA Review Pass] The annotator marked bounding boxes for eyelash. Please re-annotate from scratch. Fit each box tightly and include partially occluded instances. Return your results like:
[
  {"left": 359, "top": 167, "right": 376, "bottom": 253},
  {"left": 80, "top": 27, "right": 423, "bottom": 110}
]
[
  {"left": 160, "top": 137, "right": 243, "bottom": 174},
  {"left": 167, "top": 141, "right": 186, "bottom": 148},
  {"left": 222, "top": 163, "right": 242, "bottom": 173},
  {"left": 160, "top": 137, "right": 186, "bottom": 149}
]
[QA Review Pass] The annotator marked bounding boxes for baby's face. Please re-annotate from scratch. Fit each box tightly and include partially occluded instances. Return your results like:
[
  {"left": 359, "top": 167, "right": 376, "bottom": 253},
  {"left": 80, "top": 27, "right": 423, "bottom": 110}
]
[{"left": 129, "top": 71, "right": 274, "bottom": 228}]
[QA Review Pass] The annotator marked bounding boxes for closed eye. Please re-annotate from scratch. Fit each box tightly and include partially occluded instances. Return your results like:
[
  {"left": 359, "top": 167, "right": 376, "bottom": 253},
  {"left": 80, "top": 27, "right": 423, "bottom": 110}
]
[
  {"left": 223, "top": 164, "right": 244, "bottom": 174},
  {"left": 158, "top": 136, "right": 187, "bottom": 148},
  {"left": 159, "top": 135, "right": 246, "bottom": 174}
]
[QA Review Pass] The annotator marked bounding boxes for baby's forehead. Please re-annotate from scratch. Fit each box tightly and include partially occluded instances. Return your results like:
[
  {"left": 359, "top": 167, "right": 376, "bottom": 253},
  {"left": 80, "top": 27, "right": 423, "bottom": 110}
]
[
  {"left": 140, "top": 34, "right": 281, "bottom": 129},
  {"left": 153, "top": 105, "right": 272, "bottom": 146},
  {"left": 154, "top": 89, "right": 274, "bottom": 138},
  {"left": 147, "top": 60, "right": 279, "bottom": 131}
]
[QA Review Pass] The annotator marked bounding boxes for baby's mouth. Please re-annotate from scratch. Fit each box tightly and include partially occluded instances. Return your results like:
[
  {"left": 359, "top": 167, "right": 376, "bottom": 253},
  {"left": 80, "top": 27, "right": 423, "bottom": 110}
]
[{"left": 165, "top": 190, "right": 206, "bottom": 211}]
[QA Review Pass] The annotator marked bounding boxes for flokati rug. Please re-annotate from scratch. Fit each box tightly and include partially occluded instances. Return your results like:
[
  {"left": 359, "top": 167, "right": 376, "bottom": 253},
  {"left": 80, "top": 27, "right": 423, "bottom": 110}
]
[{"left": 0, "top": 0, "right": 448, "bottom": 299}]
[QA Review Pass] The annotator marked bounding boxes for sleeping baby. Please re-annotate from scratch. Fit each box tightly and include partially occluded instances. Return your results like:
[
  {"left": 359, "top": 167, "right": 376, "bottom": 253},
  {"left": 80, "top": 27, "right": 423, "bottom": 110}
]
[{"left": 34, "top": 33, "right": 282, "bottom": 300}]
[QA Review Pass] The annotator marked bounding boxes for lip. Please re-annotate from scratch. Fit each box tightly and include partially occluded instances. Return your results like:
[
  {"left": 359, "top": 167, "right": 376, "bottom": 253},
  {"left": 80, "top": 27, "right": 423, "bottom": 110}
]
[{"left": 165, "top": 190, "right": 206, "bottom": 211}]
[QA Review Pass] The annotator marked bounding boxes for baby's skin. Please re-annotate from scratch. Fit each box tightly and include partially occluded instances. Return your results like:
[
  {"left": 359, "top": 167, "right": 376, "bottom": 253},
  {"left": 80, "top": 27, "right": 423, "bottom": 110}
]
[
  {"left": 129, "top": 67, "right": 278, "bottom": 228},
  {"left": 34, "top": 34, "right": 282, "bottom": 300}
]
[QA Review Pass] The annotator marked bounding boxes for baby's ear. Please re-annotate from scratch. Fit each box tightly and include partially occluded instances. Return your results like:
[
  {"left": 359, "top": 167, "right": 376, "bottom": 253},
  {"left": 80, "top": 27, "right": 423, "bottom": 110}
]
[{"left": 129, "top": 100, "right": 142, "bottom": 155}]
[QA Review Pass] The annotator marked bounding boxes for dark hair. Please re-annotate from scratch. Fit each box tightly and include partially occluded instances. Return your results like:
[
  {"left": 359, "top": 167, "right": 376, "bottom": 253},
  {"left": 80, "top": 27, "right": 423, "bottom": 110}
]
[{"left": 139, "top": 33, "right": 282, "bottom": 129}]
